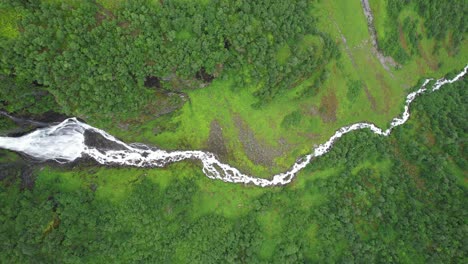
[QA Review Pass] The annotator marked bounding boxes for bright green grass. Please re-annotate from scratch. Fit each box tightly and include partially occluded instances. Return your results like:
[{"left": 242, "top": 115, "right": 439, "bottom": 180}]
[
  {"left": 36, "top": 167, "right": 83, "bottom": 193},
  {"left": 33, "top": 156, "right": 332, "bottom": 223},
  {"left": 191, "top": 174, "right": 266, "bottom": 219},
  {"left": 24, "top": 0, "right": 466, "bottom": 183},
  {"left": 88, "top": 0, "right": 466, "bottom": 180},
  {"left": 1, "top": 0, "right": 450, "bottom": 195},
  {"left": 32, "top": 160, "right": 327, "bottom": 259},
  {"left": 4, "top": 0, "right": 467, "bottom": 230},
  {"left": 0, "top": 2, "right": 466, "bottom": 261},
  {"left": 1, "top": 0, "right": 462, "bottom": 182},
  {"left": 318, "top": 0, "right": 369, "bottom": 47},
  {"left": 368, "top": 0, "right": 387, "bottom": 42}
]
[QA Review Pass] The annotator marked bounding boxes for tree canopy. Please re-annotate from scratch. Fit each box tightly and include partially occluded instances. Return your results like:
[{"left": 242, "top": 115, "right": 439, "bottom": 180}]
[
  {"left": 1, "top": 76, "right": 466, "bottom": 263},
  {"left": 0, "top": 0, "right": 337, "bottom": 118},
  {"left": 380, "top": 0, "right": 466, "bottom": 63}
]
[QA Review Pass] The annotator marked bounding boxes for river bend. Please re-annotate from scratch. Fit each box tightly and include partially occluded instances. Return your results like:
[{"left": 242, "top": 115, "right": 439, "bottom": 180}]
[{"left": 0, "top": 66, "right": 466, "bottom": 186}]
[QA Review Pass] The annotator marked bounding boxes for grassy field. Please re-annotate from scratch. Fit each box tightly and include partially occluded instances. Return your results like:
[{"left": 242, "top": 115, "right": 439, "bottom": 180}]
[
  {"left": 1, "top": 78, "right": 465, "bottom": 261},
  {"left": 80, "top": 0, "right": 468, "bottom": 179},
  {"left": 0, "top": 1, "right": 466, "bottom": 262},
  {"left": 1, "top": 0, "right": 465, "bottom": 178},
  {"left": 1, "top": 0, "right": 465, "bottom": 185}
]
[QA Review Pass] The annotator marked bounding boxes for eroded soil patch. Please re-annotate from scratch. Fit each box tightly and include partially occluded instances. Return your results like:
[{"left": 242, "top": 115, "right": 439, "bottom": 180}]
[
  {"left": 233, "top": 114, "right": 290, "bottom": 167},
  {"left": 206, "top": 120, "right": 228, "bottom": 160},
  {"left": 319, "top": 91, "right": 338, "bottom": 123}
]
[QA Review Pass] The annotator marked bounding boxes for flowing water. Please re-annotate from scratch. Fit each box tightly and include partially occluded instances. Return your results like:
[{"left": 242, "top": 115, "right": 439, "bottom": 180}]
[{"left": 0, "top": 66, "right": 466, "bottom": 186}]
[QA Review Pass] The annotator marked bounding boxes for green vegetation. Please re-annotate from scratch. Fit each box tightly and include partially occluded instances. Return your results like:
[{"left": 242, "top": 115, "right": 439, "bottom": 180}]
[
  {"left": 0, "top": 7, "right": 21, "bottom": 38},
  {"left": 346, "top": 79, "right": 363, "bottom": 102},
  {"left": 281, "top": 110, "right": 302, "bottom": 129},
  {"left": 0, "top": 0, "right": 467, "bottom": 262},
  {"left": 373, "top": 0, "right": 466, "bottom": 63},
  {"left": 0, "top": 0, "right": 336, "bottom": 118},
  {"left": 0, "top": 75, "right": 59, "bottom": 114},
  {"left": 0, "top": 116, "right": 14, "bottom": 131},
  {"left": 106, "top": 0, "right": 465, "bottom": 176},
  {"left": 1, "top": 0, "right": 466, "bottom": 176},
  {"left": 1, "top": 79, "right": 466, "bottom": 263}
]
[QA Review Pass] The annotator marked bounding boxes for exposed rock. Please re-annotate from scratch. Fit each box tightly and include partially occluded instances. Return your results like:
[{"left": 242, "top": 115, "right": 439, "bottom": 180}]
[
  {"left": 195, "top": 68, "right": 215, "bottom": 83},
  {"left": 0, "top": 110, "right": 70, "bottom": 137},
  {"left": 84, "top": 130, "right": 128, "bottom": 151},
  {"left": 144, "top": 76, "right": 162, "bottom": 89},
  {"left": 234, "top": 114, "right": 291, "bottom": 167},
  {"left": 206, "top": 120, "right": 228, "bottom": 160},
  {"left": 361, "top": 0, "right": 399, "bottom": 72}
]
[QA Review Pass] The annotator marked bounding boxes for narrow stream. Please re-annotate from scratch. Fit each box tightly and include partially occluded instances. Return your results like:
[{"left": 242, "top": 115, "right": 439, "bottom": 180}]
[
  {"left": 361, "top": 0, "right": 399, "bottom": 71},
  {"left": 0, "top": 66, "right": 466, "bottom": 186}
]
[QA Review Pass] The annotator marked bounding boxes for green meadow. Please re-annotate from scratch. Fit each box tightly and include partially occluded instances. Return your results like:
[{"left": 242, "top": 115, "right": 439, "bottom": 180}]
[
  {"left": 3, "top": 78, "right": 465, "bottom": 261},
  {"left": 1, "top": 0, "right": 465, "bottom": 192},
  {"left": 0, "top": 0, "right": 467, "bottom": 262},
  {"left": 1, "top": 0, "right": 465, "bottom": 209},
  {"left": 83, "top": 0, "right": 467, "bottom": 178}
]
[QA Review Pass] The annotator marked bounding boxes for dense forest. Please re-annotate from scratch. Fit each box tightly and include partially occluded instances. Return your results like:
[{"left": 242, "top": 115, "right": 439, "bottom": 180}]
[
  {"left": 0, "top": 0, "right": 467, "bottom": 263},
  {"left": 379, "top": 0, "right": 466, "bottom": 63},
  {"left": 1, "top": 77, "right": 466, "bottom": 263},
  {"left": 0, "top": 0, "right": 338, "bottom": 118}
]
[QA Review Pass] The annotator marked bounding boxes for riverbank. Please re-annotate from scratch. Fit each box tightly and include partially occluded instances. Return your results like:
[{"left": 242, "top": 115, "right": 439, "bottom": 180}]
[
  {"left": 1, "top": 77, "right": 466, "bottom": 262},
  {"left": 1, "top": 66, "right": 465, "bottom": 187}
]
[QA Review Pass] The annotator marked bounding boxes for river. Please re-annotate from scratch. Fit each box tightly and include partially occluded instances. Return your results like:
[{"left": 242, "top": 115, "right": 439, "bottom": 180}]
[{"left": 0, "top": 66, "right": 466, "bottom": 186}]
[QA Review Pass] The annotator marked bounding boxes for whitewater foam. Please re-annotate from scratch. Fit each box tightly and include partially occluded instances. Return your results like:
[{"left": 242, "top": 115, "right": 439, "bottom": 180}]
[{"left": 0, "top": 66, "right": 466, "bottom": 186}]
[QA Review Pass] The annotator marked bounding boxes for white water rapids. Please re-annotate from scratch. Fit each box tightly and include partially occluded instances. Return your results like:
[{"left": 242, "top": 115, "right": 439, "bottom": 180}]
[{"left": 0, "top": 66, "right": 466, "bottom": 186}]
